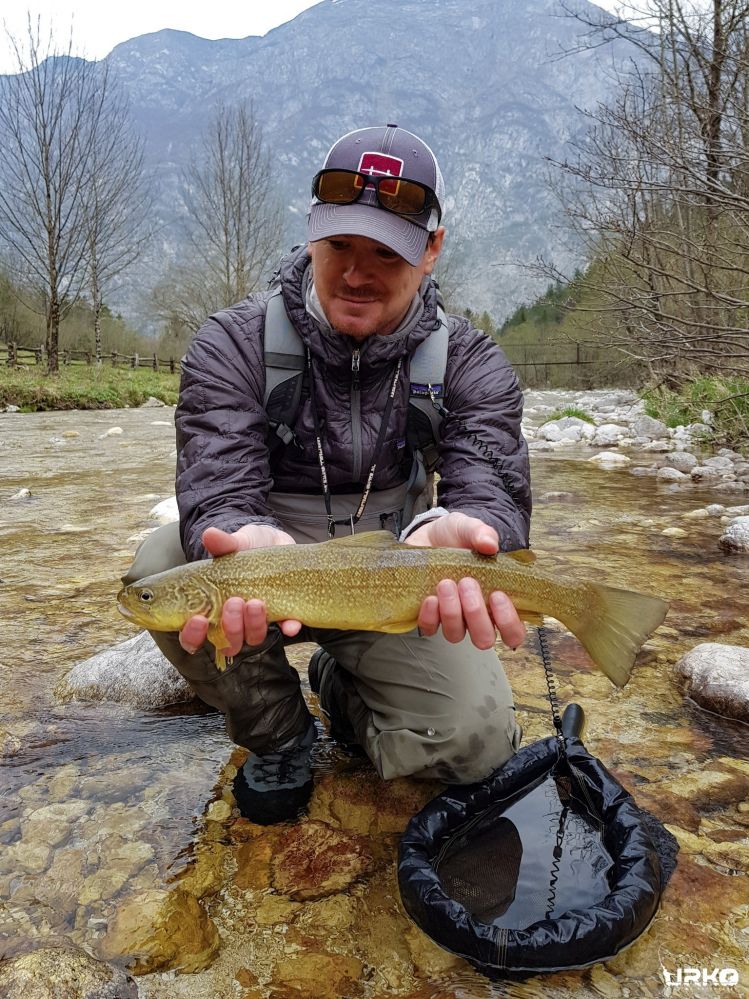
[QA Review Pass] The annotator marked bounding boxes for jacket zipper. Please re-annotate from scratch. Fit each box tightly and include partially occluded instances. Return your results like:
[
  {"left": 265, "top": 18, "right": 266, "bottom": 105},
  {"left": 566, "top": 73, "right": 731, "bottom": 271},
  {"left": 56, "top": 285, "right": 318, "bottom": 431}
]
[{"left": 351, "top": 348, "right": 362, "bottom": 482}]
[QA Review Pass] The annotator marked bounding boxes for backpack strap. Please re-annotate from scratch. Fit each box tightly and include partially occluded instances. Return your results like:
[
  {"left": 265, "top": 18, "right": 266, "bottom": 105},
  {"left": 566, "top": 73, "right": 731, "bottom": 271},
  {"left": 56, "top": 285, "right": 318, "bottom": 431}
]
[
  {"left": 401, "top": 305, "right": 449, "bottom": 527},
  {"left": 407, "top": 304, "right": 449, "bottom": 473},
  {"left": 263, "top": 288, "right": 305, "bottom": 450}
]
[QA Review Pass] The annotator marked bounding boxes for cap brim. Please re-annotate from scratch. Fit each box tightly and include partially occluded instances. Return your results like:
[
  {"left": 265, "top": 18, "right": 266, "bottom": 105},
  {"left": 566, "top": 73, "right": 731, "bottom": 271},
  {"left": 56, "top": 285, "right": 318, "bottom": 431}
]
[{"left": 308, "top": 203, "right": 428, "bottom": 266}]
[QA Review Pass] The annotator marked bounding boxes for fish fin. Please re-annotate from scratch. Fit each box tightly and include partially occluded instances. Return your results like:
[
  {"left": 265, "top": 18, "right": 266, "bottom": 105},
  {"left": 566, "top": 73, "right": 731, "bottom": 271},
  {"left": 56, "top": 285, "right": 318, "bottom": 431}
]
[
  {"left": 327, "top": 531, "right": 400, "bottom": 547},
  {"left": 518, "top": 610, "right": 545, "bottom": 625},
  {"left": 376, "top": 620, "right": 419, "bottom": 634},
  {"left": 505, "top": 548, "right": 537, "bottom": 565},
  {"left": 207, "top": 622, "right": 230, "bottom": 672},
  {"left": 566, "top": 585, "right": 669, "bottom": 688}
]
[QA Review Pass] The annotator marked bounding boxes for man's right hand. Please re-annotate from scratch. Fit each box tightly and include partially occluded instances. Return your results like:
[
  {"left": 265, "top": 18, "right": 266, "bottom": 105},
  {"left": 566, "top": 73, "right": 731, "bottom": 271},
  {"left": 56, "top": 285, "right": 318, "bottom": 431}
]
[{"left": 179, "top": 525, "right": 302, "bottom": 657}]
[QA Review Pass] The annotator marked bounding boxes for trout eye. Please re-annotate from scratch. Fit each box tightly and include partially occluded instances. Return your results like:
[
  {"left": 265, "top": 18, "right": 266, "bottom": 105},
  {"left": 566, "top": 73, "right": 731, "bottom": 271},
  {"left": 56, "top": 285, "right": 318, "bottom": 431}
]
[{"left": 139, "top": 589, "right": 155, "bottom": 603}]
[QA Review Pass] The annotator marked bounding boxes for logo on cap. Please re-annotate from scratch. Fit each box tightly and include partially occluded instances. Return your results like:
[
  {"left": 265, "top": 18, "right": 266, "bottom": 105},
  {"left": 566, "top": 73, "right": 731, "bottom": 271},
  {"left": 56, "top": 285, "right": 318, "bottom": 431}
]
[{"left": 355, "top": 152, "right": 404, "bottom": 196}]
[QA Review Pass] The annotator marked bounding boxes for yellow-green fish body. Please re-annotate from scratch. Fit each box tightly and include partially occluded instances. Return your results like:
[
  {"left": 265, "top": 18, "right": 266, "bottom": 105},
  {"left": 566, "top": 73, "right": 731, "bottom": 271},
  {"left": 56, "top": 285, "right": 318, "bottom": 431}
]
[{"left": 117, "top": 531, "right": 668, "bottom": 687}]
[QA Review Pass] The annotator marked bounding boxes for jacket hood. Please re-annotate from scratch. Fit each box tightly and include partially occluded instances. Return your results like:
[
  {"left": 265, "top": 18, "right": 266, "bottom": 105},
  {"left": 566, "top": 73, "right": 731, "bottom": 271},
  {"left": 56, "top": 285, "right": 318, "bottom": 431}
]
[{"left": 278, "top": 244, "right": 441, "bottom": 374}]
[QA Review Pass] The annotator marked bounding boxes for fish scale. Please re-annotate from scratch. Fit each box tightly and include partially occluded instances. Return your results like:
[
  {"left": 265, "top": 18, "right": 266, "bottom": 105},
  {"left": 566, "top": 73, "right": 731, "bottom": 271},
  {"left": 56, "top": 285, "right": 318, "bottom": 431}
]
[{"left": 118, "top": 530, "right": 668, "bottom": 687}]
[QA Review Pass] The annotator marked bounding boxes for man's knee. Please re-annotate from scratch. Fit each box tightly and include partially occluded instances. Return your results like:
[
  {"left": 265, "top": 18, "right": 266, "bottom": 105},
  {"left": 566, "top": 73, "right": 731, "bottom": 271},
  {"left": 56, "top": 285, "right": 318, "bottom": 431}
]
[
  {"left": 375, "top": 705, "right": 522, "bottom": 784},
  {"left": 121, "top": 521, "right": 185, "bottom": 585}
]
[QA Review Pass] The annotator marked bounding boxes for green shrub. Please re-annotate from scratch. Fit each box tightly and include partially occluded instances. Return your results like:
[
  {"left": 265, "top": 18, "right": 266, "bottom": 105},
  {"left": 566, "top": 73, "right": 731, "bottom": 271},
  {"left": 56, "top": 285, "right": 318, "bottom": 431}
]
[
  {"left": 543, "top": 406, "right": 595, "bottom": 424},
  {"left": 642, "top": 376, "right": 749, "bottom": 451}
]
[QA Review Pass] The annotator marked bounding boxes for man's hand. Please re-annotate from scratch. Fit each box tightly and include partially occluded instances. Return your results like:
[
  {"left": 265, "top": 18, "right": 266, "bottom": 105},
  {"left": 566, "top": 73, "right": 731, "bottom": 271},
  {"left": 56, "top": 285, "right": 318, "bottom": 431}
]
[
  {"left": 179, "top": 525, "right": 302, "bottom": 657},
  {"left": 405, "top": 512, "right": 526, "bottom": 651}
]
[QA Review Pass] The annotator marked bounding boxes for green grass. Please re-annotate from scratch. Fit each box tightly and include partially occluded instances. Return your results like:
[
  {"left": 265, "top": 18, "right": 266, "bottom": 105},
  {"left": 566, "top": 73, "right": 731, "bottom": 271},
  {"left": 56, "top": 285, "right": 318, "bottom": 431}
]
[
  {"left": 0, "top": 363, "right": 179, "bottom": 411},
  {"left": 642, "top": 376, "right": 749, "bottom": 451},
  {"left": 543, "top": 406, "right": 595, "bottom": 424}
]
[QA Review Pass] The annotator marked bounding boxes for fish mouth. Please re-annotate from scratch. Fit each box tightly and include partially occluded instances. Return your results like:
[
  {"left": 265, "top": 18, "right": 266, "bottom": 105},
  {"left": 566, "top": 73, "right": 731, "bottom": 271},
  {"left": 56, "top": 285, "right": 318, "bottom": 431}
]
[{"left": 117, "top": 601, "right": 139, "bottom": 622}]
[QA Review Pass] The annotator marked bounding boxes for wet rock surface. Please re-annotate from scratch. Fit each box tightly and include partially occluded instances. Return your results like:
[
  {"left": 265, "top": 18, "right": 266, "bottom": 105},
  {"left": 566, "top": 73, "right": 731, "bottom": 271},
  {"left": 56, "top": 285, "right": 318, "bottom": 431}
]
[
  {"left": 270, "top": 819, "right": 375, "bottom": 901},
  {"left": 674, "top": 643, "right": 749, "bottom": 723},
  {"left": 0, "top": 944, "right": 138, "bottom": 999},
  {"left": 719, "top": 515, "right": 749, "bottom": 553},
  {"left": 56, "top": 631, "right": 196, "bottom": 709},
  {"left": 100, "top": 888, "right": 220, "bottom": 974}
]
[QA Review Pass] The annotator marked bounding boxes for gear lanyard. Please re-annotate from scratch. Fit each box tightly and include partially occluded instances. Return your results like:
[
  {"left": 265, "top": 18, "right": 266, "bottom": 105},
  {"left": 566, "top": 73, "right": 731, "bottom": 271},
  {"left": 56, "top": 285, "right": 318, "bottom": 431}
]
[{"left": 306, "top": 346, "right": 402, "bottom": 538}]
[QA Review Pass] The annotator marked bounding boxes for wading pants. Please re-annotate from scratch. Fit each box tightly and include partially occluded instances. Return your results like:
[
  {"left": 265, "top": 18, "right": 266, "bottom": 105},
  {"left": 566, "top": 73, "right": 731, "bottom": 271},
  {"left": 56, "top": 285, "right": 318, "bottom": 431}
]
[{"left": 122, "top": 519, "right": 521, "bottom": 783}]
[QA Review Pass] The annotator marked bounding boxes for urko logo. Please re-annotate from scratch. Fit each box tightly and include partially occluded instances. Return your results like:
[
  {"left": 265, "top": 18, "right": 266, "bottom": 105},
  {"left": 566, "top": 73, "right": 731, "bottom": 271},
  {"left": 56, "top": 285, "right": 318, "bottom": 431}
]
[{"left": 662, "top": 967, "right": 740, "bottom": 988}]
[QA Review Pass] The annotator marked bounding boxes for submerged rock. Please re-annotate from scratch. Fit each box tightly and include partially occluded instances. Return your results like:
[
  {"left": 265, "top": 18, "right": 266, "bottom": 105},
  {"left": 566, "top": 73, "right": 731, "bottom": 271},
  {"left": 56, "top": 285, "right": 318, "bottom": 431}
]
[
  {"left": 56, "top": 631, "right": 196, "bottom": 709},
  {"left": 0, "top": 944, "right": 137, "bottom": 999},
  {"left": 273, "top": 951, "right": 365, "bottom": 999},
  {"left": 100, "top": 888, "right": 220, "bottom": 974},
  {"left": 674, "top": 643, "right": 749, "bottom": 723},
  {"left": 271, "top": 819, "right": 374, "bottom": 900}
]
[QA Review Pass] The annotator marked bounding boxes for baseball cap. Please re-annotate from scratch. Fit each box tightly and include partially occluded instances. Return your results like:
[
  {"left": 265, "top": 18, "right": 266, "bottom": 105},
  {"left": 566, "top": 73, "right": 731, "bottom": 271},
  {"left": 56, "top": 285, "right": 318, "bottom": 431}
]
[{"left": 308, "top": 124, "right": 445, "bottom": 265}]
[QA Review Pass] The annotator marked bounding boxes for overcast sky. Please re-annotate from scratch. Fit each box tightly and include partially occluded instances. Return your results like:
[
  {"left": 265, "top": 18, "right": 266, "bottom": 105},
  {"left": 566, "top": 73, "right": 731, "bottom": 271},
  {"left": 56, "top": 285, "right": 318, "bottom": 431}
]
[{"left": 0, "top": 1, "right": 628, "bottom": 74}]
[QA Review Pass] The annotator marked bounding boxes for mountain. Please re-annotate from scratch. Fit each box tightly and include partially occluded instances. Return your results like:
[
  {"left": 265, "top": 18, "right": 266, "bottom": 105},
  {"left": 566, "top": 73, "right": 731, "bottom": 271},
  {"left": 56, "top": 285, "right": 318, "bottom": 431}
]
[{"left": 17, "top": 0, "right": 632, "bottom": 328}]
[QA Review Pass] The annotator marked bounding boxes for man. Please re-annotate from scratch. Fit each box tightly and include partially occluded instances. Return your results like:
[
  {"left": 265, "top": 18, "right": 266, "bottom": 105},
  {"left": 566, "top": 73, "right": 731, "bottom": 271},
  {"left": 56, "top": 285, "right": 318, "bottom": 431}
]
[{"left": 124, "top": 124, "right": 531, "bottom": 824}]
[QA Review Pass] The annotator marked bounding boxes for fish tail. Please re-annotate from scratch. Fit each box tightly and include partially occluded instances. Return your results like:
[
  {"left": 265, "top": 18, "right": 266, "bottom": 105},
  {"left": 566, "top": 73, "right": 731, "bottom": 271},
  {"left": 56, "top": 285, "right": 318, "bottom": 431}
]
[{"left": 564, "top": 584, "right": 669, "bottom": 688}]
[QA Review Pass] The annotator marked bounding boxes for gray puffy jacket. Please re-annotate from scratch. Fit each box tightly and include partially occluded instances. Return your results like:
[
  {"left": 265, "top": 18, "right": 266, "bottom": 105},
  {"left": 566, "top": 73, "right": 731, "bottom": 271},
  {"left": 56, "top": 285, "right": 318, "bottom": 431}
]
[{"left": 176, "top": 245, "right": 531, "bottom": 561}]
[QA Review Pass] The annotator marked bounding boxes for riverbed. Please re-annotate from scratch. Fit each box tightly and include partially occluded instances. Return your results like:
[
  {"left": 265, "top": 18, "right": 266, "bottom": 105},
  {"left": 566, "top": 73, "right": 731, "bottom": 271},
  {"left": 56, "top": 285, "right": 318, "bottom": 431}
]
[{"left": 0, "top": 397, "right": 747, "bottom": 998}]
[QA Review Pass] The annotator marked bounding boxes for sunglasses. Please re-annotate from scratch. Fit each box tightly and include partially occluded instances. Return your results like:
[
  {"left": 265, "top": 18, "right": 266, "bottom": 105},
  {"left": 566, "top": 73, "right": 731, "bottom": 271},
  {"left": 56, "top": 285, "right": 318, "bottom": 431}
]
[{"left": 312, "top": 168, "right": 441, "bottom": 224}]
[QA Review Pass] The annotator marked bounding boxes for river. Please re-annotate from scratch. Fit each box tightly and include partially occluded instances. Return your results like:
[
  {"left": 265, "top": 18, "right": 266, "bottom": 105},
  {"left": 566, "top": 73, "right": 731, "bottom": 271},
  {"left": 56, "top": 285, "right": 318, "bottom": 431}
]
[{"left": 0, "top": 397, "right": 747, "bottom": 998}]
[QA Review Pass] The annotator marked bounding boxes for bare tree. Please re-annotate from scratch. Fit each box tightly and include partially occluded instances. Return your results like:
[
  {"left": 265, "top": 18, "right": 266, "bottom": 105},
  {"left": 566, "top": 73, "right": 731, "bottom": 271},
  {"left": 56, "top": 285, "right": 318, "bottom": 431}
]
[
  {"left": 0, "top": 17, "right": 151, "bottom": 372},
  {"left": 0, "top": 18, "right": 99, "bottom": 372},
  {"left": 153, "top": 100, "right": 283, "bottom": 332},
  {"left": 544, "top": 0, "right": 749, "bottom": 382},
  {"left": 80, "top": 71, "right": 153, "bottom": 362}
]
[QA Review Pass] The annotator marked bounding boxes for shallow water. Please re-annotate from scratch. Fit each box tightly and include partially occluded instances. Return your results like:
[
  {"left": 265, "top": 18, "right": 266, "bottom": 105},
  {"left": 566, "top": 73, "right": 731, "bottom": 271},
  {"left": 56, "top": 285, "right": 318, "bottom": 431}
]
[{"left": 0, "top": 401, "right": 747, "bottom": 998}]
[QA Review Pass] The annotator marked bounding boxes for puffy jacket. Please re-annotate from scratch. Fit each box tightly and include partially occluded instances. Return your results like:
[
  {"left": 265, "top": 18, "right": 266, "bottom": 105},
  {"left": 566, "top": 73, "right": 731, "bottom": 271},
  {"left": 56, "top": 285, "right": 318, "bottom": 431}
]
[{"left": 176, "top": 245, "right": 531, "bottom": 561}]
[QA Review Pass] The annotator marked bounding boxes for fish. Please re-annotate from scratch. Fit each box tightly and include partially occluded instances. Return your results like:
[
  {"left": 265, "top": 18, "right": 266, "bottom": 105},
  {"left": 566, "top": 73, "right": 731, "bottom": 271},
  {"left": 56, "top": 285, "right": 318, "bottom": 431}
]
[{"left": 117, "top": 530, "right": 669, "bottom": 687}]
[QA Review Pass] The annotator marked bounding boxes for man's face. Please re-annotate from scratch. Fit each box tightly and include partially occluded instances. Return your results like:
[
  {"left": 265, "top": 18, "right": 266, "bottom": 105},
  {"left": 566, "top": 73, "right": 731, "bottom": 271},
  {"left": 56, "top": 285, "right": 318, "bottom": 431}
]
[{"left": 308, "top": 229, "right": 445, "bottom": 338}]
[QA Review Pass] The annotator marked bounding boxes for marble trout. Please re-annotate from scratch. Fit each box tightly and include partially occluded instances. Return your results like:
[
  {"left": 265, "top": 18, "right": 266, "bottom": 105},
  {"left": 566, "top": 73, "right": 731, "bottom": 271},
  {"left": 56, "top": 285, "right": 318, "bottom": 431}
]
[{"left": 117, "top": 530, "right": 668, "bottom": 687}]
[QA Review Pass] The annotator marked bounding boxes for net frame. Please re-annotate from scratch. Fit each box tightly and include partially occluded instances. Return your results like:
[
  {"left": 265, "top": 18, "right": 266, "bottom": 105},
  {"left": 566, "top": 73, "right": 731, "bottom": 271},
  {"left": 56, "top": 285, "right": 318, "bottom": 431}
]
[{"left": 398, "top": 735, "right": 671, "bottom": 977}]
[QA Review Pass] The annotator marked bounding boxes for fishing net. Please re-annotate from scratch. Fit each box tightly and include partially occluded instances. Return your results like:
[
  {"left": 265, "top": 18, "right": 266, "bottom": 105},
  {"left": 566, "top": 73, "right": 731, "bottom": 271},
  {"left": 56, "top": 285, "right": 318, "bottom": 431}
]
[{"left": 398, "top": 630, "right": 679, "bottom": 978}]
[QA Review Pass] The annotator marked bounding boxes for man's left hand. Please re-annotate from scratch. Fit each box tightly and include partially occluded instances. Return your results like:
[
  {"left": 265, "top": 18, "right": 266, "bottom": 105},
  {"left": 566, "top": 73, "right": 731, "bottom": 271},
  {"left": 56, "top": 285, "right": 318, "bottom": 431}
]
[{"left": 404, "top": 512, "right": 526, "bottom": 651}]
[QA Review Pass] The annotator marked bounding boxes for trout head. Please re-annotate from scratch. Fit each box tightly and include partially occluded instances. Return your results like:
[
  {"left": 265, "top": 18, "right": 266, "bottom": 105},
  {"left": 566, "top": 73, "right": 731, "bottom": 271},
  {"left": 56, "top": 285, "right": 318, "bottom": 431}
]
[{"left": 117, "top": 567, "right": 220, "bottom": 632}]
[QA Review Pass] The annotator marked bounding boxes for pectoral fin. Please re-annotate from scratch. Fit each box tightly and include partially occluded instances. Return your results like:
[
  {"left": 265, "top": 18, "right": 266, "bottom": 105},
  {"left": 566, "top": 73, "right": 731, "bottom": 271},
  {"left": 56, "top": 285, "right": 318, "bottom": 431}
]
[
  {"left": 376, "top": 619, "right": 419, "bottom": 634},
  {"left": 518, "top": 610, "right": 545, "bottom": 626},
  {"left": 504, "top": 548, "right": 537, "bottom": 565},
  {"left": 207, "top": 622, "right": 232, "bottom": 672}
]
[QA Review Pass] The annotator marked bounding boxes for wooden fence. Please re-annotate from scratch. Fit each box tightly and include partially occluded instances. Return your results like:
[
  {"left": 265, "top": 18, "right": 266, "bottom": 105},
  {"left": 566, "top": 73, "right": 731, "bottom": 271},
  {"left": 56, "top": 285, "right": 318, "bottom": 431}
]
[
  {"left": 1, "top": 341, "right": 180, "bottom": 373},
  {"left": 500, "top": 340, "right": 618, "bottom": 388},
  {"left": 1, "top": 338, "right": 613, "bottom": 387}
]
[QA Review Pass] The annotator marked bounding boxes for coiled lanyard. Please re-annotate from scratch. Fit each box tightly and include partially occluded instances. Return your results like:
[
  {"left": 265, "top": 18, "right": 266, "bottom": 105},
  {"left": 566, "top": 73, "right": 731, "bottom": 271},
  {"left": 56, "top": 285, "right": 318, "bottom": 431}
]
[{"left": 306, "top": 346, "right": 402, "bottom": 538}]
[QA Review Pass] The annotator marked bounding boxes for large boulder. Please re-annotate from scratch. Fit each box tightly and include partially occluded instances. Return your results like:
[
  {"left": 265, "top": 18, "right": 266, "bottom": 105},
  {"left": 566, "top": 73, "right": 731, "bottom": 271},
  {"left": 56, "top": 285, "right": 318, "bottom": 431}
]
[
  {"left": 631, "top": 414, "right": 669, "bottom": 439},
  {"left": 56, "top": 632, "right": 196, "bottom": 709},
  {"left": 674, "top": 643, "right": 749, "bottom": 723},
  {"left": 664, "top": 451, "right": 698, "bottom": 473},
  {"left": 719, "top": 516, "right": 749, "bottom": 553},
  {"left": 537, "top": 417, "right": 595, "bottom": 443}
]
